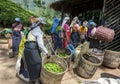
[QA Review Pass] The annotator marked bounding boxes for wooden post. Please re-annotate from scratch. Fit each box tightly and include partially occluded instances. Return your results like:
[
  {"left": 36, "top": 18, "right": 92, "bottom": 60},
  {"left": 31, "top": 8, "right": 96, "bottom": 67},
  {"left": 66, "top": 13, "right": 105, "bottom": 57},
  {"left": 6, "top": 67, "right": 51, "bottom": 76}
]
[
  {"left": 61, "top": 4, "right": 64, "bottom": 22},
  {"left": 101, "top": 0, "right": 106, "bottom": 26}
]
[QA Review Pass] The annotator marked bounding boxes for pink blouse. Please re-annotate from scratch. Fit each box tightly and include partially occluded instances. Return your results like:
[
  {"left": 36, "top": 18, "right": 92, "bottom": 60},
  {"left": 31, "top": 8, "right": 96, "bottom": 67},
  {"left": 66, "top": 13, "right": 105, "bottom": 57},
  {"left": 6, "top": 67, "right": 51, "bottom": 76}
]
[{"left": 64, "top": 24, "right": 70, "bottom": 31}]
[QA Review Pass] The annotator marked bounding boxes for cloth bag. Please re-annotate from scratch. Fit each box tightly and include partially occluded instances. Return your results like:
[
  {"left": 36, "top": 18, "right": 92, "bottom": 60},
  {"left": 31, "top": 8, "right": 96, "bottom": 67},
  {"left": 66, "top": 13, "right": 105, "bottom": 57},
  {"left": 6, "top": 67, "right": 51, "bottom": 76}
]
[{"left": 8, "top": 39, "right": 12, "bottom": 49}]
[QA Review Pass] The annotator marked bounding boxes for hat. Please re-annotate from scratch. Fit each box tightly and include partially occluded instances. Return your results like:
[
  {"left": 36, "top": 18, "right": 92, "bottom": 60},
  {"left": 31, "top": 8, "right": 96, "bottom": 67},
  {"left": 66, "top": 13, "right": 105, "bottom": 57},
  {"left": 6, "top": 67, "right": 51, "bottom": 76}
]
[
  {"left": 15, "top": 18, "right": 20, "bottom": 22},
  {"left": 30, "top": 17, "right": 46, "bottom": 29},
  {"left": 37, "top": 17, "right": 46, "bottom": 24}
]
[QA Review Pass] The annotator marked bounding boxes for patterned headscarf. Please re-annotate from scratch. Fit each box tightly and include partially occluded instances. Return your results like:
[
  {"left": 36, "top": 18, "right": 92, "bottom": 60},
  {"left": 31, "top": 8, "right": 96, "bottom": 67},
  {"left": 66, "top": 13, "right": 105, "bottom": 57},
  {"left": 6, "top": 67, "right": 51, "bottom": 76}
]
[
  {"left": 70, "top": 17, "right": 78, "bottom": 27},
  {"left": 61, "top": 17, "right": 70, "bottom": 29},
  {"left": 83, "top": 21, "right": 88, "bottom": 27}
]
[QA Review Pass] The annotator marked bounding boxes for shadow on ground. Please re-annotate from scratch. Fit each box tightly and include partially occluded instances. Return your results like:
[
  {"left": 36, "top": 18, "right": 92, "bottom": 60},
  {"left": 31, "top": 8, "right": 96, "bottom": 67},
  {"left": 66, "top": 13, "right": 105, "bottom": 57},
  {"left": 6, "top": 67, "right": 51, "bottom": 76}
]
[
  {"left": 0, "top": 48, "right": 9, "bottom": 56},
  {"left": 101, "top": 73, "right": 119, "bottom": 79}
]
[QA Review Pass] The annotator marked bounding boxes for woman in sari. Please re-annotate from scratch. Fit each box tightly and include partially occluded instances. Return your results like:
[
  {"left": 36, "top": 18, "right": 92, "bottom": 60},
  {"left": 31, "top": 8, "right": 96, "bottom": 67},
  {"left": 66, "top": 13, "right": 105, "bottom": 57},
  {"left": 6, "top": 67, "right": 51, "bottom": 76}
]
[
  {"left": 88, "top": 21, "right": 100, "bottom": 49},
  {"left": 79, "top": 21, "right": 88, "bottom": 44},
  {"left": 62, "top": 17, "right": 75, "bottom": 62},
  {"left": 70, "top": 17, "right": 80, "bottom": 47},
  {"left": 50, "top": 18, "right": 62, "bottom": 51},
  {"left": 24, "top": 16, "right": 50, "bottom": 84},
  {"left": 10, "top": 18, "right": 23, "bottom": 58}
]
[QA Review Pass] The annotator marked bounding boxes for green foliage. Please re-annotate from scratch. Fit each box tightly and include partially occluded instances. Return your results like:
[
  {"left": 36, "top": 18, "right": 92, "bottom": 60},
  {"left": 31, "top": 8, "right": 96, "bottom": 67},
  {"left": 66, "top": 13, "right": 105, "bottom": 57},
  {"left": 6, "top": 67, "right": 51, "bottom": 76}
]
[
  {"left": 23, "top": 0, "right": 29, "bottom": 10},
  {"left": 0, "top": 0, "right": 61, "bottom": 35},
  {"left": 58, "top": 53, "right": 69, "bottom": 57},
  {"left": 30, "top": 0, "right": 61, "bottom": 35},
  {"left": 33, "top": 0, "right": 45, "bottom": 8},
  {"left": 0, "top": 28, "right": 12, "bottom": 36},
  {"left": 0, "top": 30, "right": 6, "bottom": 36},
  {"left": 0, "top": 0, "right": 36, "bottom": 27},
  {"left": 5, "top": 29, "right": 12, "bottom": 34},
  {"left": 44, "top": 63, "right": 63, "bottom": 73}
]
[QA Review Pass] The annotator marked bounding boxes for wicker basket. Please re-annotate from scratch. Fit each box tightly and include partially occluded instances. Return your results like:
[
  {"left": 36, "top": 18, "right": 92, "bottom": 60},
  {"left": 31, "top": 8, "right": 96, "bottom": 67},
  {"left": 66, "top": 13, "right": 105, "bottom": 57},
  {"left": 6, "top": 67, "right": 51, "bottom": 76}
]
[
  {"left": 56, "top": 48, "right": 71, "bottom": 67},
  {"left": 40, "top": 56, "right": 68, "bottom": 84},
  {"left": 103, "top": 50, "right": 120, "bottom": 68},
  {"left": 95, "top": 26, "right": 115, "bottom": 43},
  {"left": 75, "top": 54, "right": 101, "bottom": 79}
]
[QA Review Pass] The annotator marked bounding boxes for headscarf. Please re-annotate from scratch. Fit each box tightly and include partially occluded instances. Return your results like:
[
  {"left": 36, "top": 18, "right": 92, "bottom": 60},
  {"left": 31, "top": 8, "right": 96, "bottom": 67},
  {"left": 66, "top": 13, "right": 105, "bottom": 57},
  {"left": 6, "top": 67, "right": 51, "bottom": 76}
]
[
  {"left": 89, "top": 22, "right": 96, "bottom": 27},
  {"left": 88, "top": 20, "right": 96, "bottom": 28},
  {"left": 88, "top": 21, "right": 97, "bottom": 36},
  {"left": 61, "top": 17, "right": 70, "bottom": 29},
  {"left": 70, "top": 17, "right": 78, "bottom": 27},
  {"left": 50, "top": 18, "right": 60, "bottom": 33},
  {"left": 83, "top": 21, "right": 88, "bottom": 27}
]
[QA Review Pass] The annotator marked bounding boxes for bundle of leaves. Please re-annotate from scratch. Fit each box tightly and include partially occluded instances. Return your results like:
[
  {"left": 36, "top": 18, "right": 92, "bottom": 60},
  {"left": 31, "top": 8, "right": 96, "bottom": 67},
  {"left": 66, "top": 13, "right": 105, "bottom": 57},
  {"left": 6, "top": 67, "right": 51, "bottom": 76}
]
[
  {"left": 57, "top": 49, "right": 71, "bottom": 58},
  {"left": 44, "top": 63, "right": 63, "bottom": 73}
]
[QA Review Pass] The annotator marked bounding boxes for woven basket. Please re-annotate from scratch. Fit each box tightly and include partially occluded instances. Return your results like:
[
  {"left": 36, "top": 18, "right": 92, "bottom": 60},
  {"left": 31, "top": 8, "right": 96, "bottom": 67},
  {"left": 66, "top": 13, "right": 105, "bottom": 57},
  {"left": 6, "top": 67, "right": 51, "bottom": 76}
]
[
  {"left": 56, "top": 48, "right": 71, "bottom": 67},
  {"left": 95, "top": 26, "right": 115, "bottom": 43},
  {"left": 75, "top": 54, "right": 101, "bottom": 79},
  {"left": 103, "top": 50, "right": 120, "bottom": 68},
  {"left": 91, "top": 49, "right": 105, "bottom": 63},
  {"left": 40, "top": 56, "right": 68, "bottom": 84}
]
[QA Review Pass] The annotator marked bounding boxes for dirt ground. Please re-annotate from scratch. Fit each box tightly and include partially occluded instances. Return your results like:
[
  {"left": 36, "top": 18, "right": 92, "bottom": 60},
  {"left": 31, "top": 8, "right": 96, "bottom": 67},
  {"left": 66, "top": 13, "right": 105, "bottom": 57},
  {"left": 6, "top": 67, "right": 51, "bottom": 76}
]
[{"left": 0, "top": 38, "right": 120, "bottom": 84}]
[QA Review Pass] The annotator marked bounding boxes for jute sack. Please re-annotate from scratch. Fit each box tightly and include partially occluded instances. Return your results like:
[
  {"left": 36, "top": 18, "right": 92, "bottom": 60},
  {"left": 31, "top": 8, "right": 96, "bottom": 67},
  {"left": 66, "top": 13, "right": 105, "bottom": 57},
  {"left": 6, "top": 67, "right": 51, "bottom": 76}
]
[
  {"left": 74, "top": 44, "right": 83, "bottom": 68},
  {"left": 80, "top": 42, "right": 90, "bottom": 55}
]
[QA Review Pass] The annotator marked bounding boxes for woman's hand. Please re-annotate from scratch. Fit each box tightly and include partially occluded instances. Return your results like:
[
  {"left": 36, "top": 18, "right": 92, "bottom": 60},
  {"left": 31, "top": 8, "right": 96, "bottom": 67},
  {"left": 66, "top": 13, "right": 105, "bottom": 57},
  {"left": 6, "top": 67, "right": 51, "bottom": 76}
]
[{"left": 46, "top": 54, "right": 51, "bottom": 59}]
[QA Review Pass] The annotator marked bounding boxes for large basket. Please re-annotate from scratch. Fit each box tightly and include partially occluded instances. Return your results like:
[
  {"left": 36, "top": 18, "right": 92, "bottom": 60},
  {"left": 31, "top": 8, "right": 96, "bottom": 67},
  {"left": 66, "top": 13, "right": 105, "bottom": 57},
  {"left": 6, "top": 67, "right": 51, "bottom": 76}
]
[
  {"left": 103, "top": 50, "right": 120, "bottom": 68},
  {"left": 40, "top": 56, "right": 68, "bottom": 84},
  {"left": 91, "top": 49, "right": 105, "bottom": 63},
  {"left": 56, "top": 48, "right": 71, "bottom": 67},
  {"left": 95, "top": 26, "right": 115, "bottom": 43},
  {"left": 75, "top": 54, "right": 101, "bottom": 79}
]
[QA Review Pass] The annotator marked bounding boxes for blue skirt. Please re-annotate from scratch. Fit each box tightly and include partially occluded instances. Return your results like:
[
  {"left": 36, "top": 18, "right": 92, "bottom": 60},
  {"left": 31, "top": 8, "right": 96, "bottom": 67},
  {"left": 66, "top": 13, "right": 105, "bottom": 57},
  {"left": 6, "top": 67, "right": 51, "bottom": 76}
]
[{"left": 12, "top": 31, "right": 21, "bottom": 52}]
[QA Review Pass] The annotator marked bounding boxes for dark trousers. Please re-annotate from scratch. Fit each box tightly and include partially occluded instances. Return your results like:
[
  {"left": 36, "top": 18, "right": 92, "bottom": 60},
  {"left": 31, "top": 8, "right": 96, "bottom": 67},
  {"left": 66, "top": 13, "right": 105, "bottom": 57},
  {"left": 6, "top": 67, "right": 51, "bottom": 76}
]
[
  {"left": 53, "top": 34, "right": 62, "bottom": 51},
  {"left": 71, "top": 32, "right": 80, "bottom": 48}
]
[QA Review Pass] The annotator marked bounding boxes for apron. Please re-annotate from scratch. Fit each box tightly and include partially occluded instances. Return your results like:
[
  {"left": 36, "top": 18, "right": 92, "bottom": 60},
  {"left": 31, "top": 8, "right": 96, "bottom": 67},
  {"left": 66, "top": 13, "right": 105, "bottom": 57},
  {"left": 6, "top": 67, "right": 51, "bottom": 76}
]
[
  {"left": 24, "top": 32, "right": 42, "bottom": 80},
  {"left": 24, "top": 41, "right": 42, "bottom": 80}
]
